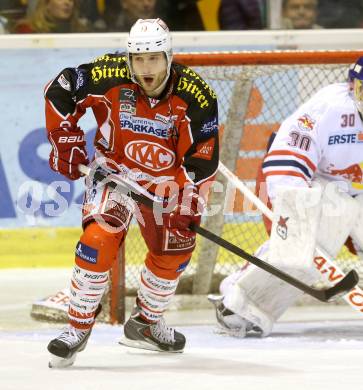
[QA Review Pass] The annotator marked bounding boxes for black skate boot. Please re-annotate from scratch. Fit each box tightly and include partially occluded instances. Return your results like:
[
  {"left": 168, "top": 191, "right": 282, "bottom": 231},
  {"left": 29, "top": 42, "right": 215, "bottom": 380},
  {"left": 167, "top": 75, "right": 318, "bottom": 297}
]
[
  {"left": 120, "top": 309, "right": 186, "bottom": 353},
  {"left": 48, "top": 326, "right": 92, "bottom": 368},
  {"left": 47, "top": 304, "right": 102, "bottom": 368}
]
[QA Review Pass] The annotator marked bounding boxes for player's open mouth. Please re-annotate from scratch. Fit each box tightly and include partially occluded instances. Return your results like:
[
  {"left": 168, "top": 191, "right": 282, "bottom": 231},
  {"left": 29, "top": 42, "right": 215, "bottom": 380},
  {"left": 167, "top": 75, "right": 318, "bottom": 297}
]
[{"left": 143, "top": 76, "right": 154, "bottom": 85}]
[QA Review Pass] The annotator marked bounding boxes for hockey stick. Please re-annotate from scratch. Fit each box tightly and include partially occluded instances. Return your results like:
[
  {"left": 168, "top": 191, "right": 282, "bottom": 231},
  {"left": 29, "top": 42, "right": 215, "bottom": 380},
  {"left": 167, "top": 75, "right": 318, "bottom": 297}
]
[
  {"left": 218, "top": 162, "right": 363, "bottom": 311},
  {"left": 78, "top": 164, "right": 358, "bottom": 303}
]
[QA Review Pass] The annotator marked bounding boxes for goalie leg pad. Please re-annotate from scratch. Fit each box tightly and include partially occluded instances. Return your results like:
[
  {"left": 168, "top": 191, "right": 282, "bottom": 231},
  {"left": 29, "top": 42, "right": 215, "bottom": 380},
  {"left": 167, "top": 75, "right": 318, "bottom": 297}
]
[
  {"left": 222, "top": 186, "right": 322, "bottom": 335},
  {"left": 68, "top": 265, "right": 108, "bottom": 329},
  {"left": 350, "top": 194, "right": 363, "bottom": 251},
  {"left": 314, "top": 177, "right": 360, "bottom": 257},
  {"left": 222, "top": 282, "right": 273, "bottom": 337},
  {"left": 212, "top": 241, "right": 272, "bottom": 337}
]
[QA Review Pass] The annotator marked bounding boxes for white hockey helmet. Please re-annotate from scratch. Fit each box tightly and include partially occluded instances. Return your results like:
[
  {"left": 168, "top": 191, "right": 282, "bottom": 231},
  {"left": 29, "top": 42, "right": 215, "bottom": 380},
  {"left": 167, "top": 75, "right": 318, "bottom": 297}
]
[{"left": 126, "top": 18, "right": 173, "bottom": 84}]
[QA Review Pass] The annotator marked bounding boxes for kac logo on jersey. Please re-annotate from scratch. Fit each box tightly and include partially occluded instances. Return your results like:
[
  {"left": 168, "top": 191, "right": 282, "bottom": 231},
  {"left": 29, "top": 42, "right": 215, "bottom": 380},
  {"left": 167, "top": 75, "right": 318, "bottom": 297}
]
[
  {"left": 297, "top": 114, "right": 315, "bottom": 132},
  {"left": 125, "top": 141, "right": 175, "bottom": 171}
]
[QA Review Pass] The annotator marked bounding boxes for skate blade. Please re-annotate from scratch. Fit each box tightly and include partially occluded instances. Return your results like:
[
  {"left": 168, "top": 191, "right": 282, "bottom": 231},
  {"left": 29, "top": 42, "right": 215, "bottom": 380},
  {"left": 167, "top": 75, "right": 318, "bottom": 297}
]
[
  {"left": 118, "top": 337, "right": 183, "bottom": 353},
  {"left": 48, "top": 353, "right": 77, "bottom": 368}
]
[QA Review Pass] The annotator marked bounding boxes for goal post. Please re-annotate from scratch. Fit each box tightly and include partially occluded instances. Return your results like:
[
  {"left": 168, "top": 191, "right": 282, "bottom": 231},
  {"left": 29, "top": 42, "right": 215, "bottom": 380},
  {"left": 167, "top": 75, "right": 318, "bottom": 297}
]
[{"left": 173, "top": 50, "right": 363, "bottom": 65}]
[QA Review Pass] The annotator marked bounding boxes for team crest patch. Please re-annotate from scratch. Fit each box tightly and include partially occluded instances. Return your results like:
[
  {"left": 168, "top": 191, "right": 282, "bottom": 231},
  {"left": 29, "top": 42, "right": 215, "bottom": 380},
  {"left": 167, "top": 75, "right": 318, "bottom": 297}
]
[
  {"left": 201, "top": 116, "right": 218, "bottom": 136},
  {"left": 57, "top": 74, "right": 71, "bottom": 91},
  {"left": 120, "top": 102, "right": 136, "bottom": 114},
  {"left": 120, "top": 88, "right": 136, "bottom": 102},
  {"left": 297, "top": 114, "right": 315, "bottom": 131},
  {"left": 164, "top": 230, "right": 196, "bottom": 251},
  {"left": 192, "top": 138, "right": 215, "bottom": 160},
  {"left": 276, "top": 216, "right": 289, "bottom": 240},
  {"left": 120, "top": 88, "right": 136, "bottom": 114}
]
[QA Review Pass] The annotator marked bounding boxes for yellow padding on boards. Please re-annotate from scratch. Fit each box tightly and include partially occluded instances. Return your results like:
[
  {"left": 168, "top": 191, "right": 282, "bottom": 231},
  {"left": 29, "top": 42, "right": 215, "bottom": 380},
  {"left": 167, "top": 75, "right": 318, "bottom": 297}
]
[
  {"left": 0, "top": 227, "right": 82, "bottom": 268},
  {"left": 0, "top": 225, "right": 147, "bottom": 268},
  {"left": 0, "top": 223, "right": 353, "bottom": 269}
]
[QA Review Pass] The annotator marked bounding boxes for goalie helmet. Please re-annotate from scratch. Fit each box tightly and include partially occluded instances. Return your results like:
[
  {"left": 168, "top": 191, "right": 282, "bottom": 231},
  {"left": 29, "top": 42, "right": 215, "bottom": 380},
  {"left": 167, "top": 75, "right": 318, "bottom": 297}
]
[
  {"left": 126, "top": 18, "right": 173, "bottom": 85},
  {"left": 348, "top": 56, "right": 363, "bottom": 115}
]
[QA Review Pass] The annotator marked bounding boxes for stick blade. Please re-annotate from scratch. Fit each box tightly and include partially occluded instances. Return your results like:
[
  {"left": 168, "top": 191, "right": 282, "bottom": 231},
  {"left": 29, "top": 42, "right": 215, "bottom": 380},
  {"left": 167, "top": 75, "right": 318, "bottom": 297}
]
[{"left": 320, "top": 269, "right": 359, "bottom": 302}]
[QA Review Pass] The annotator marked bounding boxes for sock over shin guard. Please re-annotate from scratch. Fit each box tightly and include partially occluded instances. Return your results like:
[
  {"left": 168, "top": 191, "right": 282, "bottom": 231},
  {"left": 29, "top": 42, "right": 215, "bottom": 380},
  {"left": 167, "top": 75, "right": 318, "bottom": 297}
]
[
  {"left": 137, "top": 266, "right": 179, "bottom": 322},
  {"left": 68, "top": 265, "right": 108, "bottom": 329}
]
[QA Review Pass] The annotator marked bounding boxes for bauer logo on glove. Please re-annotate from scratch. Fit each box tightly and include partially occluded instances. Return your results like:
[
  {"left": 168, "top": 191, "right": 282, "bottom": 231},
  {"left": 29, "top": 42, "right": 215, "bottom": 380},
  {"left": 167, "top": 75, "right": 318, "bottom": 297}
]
[
  {"left": 48, "top": 126, "right": 89, "bottom": 180},
  {"left": 58, "top": 135, "right": 85, "bottom": 143}
]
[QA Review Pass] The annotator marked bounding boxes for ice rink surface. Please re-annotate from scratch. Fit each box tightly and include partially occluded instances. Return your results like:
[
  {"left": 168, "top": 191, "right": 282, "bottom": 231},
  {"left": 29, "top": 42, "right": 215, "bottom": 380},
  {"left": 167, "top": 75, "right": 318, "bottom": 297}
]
[{"left": 1, "top": 269, "right": 362, "bottom": 390}]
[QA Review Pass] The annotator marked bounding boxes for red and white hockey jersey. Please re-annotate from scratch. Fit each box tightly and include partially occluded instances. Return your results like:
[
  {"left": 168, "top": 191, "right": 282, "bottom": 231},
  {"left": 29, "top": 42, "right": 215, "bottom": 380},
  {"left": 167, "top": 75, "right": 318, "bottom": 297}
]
[
  {"left": 44, "top": 53, "right": 219, "bottom": 198},
  {"left": 262, "top": 82, "right": 363, "bottom": 198}
]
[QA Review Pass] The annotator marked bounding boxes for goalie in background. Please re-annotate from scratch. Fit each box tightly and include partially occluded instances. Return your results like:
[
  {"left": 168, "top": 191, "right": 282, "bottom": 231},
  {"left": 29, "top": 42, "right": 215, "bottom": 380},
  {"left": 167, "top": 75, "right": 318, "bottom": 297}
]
[
  {"left": 209, "top": 57, "right": 363, "bottom": 338},
  {"left": 44, "top": 18, "right": 219, "bottom": 367}
]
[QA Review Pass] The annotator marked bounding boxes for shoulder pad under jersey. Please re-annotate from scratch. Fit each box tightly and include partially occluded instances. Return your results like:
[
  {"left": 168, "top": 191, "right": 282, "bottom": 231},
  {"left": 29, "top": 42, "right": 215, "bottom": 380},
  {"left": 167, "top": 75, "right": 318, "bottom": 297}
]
[{"left": 172, "top": 62, "right": 217, "bottom": 110}]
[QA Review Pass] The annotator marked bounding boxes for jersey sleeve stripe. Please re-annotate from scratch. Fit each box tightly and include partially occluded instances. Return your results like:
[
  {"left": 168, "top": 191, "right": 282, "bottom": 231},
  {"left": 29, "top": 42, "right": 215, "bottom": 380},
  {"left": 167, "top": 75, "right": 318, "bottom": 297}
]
[
  {"left": 262, "top": 159, "right": 312, "bottom": 178},
  {"left": 264, "top": 170, "right": 308, "bottom": 182},
  {"left": 266, "top": 150, "right": 316, "bottom": 171}
]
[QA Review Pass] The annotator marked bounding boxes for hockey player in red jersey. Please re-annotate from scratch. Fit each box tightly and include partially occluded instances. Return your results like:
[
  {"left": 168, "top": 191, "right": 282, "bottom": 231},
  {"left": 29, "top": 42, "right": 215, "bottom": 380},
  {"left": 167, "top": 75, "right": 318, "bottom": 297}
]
[
  {"left": 210, "top": 57, "right": 363, "bottom": 338},
  {"left": 45, "top": 18, "right": 219, "bottom": 367}
]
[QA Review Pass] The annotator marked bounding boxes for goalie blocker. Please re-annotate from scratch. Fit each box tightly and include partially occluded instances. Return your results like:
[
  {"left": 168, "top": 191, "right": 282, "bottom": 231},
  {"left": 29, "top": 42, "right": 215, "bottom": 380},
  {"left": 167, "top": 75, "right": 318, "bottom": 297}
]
[{"left": 211, "top": 180, "right": 361, "bottom": 337}]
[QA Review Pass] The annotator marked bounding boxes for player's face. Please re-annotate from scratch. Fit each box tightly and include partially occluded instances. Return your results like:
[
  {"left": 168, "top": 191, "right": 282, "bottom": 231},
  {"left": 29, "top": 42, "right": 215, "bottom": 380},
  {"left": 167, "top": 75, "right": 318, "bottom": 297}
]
[
  {"left": 283, "top": 0, "right": 317, "bottom": 29},
  {"left": 131, "top": 52, "right": 168, "bottom": 97},
  {"left": 353, "top": 78, "right": 363, "bottom": 113},
  {"left": 46, "top": 0, "right": 74, "bottom": 21}
]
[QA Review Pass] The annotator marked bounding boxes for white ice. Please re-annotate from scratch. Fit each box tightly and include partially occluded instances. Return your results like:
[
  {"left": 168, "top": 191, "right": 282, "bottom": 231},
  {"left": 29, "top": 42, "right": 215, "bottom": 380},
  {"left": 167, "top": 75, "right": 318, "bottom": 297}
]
[{"left": 0, "top": 269, "right": 362, "bottom": 390}]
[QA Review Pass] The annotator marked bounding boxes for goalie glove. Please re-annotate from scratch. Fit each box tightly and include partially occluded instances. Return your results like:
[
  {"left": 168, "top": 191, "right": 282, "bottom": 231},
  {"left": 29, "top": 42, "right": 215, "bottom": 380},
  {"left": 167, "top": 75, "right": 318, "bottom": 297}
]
[
  {"left": 164, "top": 185, "right": 206, "bottom": 240},
  {"left": 48, "top": 126, "right": 89, "bottom": 180}
]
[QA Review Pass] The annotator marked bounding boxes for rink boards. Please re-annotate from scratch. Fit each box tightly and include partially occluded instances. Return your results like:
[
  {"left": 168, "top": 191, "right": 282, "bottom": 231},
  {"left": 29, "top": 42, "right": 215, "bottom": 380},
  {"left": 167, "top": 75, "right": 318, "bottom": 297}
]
[{"left": 0, "top": 221, "right": 267, "bottom": 268}]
